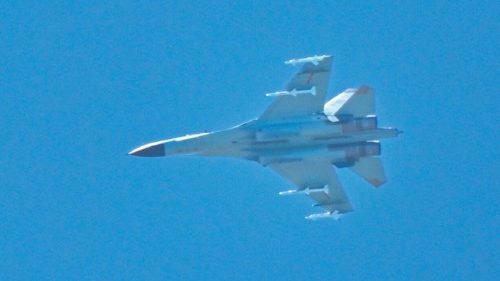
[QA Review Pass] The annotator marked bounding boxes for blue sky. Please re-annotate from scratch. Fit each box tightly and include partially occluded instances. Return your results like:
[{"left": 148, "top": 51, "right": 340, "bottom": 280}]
[{"left": 1, "top": 1, "right": 498, "bottom": 280}]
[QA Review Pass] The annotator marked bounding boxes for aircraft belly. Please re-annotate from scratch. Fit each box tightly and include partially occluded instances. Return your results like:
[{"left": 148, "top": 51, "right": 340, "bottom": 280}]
[
  {"left": 256, "top": 145, "right": 346, "bottom": 165},
  {"left": 255, "top": 121, "right": 341, "bottom": 141}
]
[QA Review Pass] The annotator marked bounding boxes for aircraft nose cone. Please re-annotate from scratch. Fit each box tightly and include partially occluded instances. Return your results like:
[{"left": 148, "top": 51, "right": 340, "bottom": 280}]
[{"left": 128, "top": 142, "right": 166, "bottom": 157}]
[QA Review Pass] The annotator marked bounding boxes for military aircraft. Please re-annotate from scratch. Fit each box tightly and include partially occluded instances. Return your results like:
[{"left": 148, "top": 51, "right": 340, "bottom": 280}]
[{"left": 129, "top": 55, "right": 400, "bottom": 220}]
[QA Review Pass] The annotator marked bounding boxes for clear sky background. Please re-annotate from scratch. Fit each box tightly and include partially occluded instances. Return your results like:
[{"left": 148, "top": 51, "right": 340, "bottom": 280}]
[{"left": 1, "top": 1, "right": 498, "bottom": 280}]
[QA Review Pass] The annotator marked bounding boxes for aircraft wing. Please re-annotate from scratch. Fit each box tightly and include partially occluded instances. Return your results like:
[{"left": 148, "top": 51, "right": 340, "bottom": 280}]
[
  {"left": 259, "top": 56, "right": 333, "bottom": 120},
  {"left": 269, "top": 159, "right": 353, "bottom": 214}
]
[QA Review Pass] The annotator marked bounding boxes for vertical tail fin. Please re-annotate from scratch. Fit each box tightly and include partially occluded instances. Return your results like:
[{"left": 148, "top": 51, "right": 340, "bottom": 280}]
[
  {"left": 324, "top": 86, "right": 375, "bottom": 118},
  {"left": 350, "top": 157, "right": 387, "bottom": 187}
]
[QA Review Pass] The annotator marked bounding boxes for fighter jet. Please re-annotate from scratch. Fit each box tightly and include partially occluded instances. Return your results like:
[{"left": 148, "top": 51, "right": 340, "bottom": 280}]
[{"left": 129, "top": 55, "right": 400, "bottom": 220}]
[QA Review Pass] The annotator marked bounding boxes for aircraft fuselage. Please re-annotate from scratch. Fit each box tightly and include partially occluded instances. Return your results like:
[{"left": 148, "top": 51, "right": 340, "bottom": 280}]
[{"left": 129, "top": 114, "right": 399, "bottom": 167}]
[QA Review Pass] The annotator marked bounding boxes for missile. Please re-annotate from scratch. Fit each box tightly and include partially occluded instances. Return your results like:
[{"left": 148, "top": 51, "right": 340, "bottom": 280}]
[
  {"left": 284, "top": 55, "right": 330, "bottom": 66},
  {"left": 266, "top": 86, "right": 316, "bottom": 97},
  {"left": 279, "top": 185, "right": 329, "bottom": 196},
  {"left": 305, "top": 210, "right": 342, "bottom": 221},
  {"left": 278, "top": 189, "right": 298, "bottom": 196}
]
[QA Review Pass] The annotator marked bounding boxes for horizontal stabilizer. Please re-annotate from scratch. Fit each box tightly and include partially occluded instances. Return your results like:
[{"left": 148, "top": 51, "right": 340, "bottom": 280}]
[
  {"left": 350, "top": 157, "right": 386, "bottom": 187},
  {"left": 324, "top": 86, "right": 375, "bottom": 118}
]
